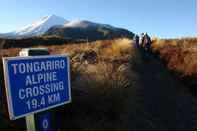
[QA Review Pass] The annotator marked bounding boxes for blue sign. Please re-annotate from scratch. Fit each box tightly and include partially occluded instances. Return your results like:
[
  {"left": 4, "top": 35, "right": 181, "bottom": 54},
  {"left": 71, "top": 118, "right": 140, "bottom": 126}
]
[
  {"left": 2, "top": 55, "right": 71, "bottom": 120},
  {"left": 37, "top": 112, "right": 51, "bottom": 131}
]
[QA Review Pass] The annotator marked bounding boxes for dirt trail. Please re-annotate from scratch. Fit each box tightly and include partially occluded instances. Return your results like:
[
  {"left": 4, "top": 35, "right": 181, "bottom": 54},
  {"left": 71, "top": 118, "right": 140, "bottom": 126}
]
[{"left": 128, "top": 48, "right": 197, "bottom": 131}]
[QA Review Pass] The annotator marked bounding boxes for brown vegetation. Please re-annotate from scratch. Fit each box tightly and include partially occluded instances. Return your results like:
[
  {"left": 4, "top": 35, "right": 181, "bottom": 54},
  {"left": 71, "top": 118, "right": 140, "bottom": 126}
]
[
  {"left": 151, "top": 38, "right": 197, "bottom": 89},
  {"left": 0, "top": 38, "right": 136, "bottom": 130}
]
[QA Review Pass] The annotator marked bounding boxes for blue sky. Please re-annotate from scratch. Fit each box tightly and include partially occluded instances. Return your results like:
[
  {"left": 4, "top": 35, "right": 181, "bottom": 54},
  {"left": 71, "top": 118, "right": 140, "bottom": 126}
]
[{"left": 0, "top": 0, "right": 196, "bottom": 38}]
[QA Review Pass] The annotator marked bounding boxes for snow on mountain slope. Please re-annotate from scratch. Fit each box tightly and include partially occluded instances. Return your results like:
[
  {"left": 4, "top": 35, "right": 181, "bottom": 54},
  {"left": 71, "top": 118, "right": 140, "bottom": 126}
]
[
  {"left": 0, "top": 15, "right": 124, "bottom": 39},
  {"left": 64, "top": 20, "right": 98, "bottom": 28},
  {"left": 7, "top": 15, "right": 67, "bottom": 38},
  {"left": 64, "top": 20, "right": 115, "bottom": 29}
]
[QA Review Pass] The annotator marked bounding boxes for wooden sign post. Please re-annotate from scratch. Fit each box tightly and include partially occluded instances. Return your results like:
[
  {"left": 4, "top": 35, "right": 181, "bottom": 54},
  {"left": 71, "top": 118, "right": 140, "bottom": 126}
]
[
  {"left": 26, "top": 115, "right": 36, "bottom": 131},
  {"left": 20, "top": 48, "right": 50, "bottom": 131}
]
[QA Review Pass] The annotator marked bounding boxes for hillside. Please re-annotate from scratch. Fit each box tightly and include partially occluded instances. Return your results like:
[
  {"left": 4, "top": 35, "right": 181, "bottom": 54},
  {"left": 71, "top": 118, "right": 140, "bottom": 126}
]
[
  {"left": 0, "top": 36, "right": 80, "bottom": 49},
  {"left": 44, "top": 20, "right": 134, "bottom": 41},
  {"left": 0, "top": 15, "right": 134, "bottom": 40},
  {"left": 0, "top": 33, "right": 133, "bottom": 49},
  {"left": 0, "top": 38, "right": 197, "bottom": 130},
  {"left": 151, "top": 38, "right": 197, "bottom": 90},
  {"left": 0, "top": 39, "right": 135, "bottom": 130},
  {"left": 0, "top": 16, "right": 134, "bottom": 49}
]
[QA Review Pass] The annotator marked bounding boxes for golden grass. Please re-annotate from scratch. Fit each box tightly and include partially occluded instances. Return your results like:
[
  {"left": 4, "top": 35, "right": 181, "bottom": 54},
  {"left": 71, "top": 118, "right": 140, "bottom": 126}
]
[
  {"left": 102, "top": 39, "right": 133, "bottom": 58},
  {"left": 152, "top": 38, "right": 197, "bottom": 76},
  {"left": 0, "top": 38, "right": 135, "bottom": 130}
]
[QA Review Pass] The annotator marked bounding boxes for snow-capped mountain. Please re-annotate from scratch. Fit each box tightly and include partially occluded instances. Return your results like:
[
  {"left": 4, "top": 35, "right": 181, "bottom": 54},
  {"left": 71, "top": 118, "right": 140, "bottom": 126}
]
[
  {"left": 0, "top": 15, "right": 134, "bottom": 40},
  {"left": 2, "top": 15, "right": 67, "bottom": 38},
  {"left": 0, "top": 15, "right": 134, "bottom": 49}
]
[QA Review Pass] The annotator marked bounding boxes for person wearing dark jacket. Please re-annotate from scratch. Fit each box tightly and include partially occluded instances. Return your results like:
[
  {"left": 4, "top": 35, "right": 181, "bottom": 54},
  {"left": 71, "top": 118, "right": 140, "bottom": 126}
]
[
  {"left": 143, "top": 32, "right": 152, "bottom": 52},
  {"left": 133, "top": 34, "right": 140, "bottom": 48}
]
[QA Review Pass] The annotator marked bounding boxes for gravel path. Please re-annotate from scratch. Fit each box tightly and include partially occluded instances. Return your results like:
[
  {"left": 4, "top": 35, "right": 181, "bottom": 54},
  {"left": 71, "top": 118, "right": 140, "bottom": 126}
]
[{"left": 128, "top": 49, "right": 197, "bottom": 131}]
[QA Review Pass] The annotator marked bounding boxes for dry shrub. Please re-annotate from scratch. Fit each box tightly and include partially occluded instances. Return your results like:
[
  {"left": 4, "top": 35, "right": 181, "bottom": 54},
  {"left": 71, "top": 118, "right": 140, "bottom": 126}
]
[
  {"left": 74, "top": 62, "right": 131, "bottom": 90},
  {"left": 102, "top": 38, "right": 133, "bottom": 59},
  {"left": 66, "top": 38, "right": 134, "bottom": 131},
  {"left": 68, "top": 61, "right": 132, "bottom": 131},
  {"left": 0, "top": 48, "right": 20, "bottom": 57},
  {"left": 184, "top": 54, "right": 197, "bottom": 75},
  {"left": 0, "top": 38, "right": 135, "bottom": 131},
  {"left": 152, "top": 38, "right": 197, "bottom": 76}
]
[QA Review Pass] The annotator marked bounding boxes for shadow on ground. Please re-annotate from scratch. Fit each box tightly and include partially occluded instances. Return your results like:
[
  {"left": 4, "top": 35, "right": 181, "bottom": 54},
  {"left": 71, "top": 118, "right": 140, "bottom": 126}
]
[{"left": 128, "top": 48, "right": 197, "bottom": 131}]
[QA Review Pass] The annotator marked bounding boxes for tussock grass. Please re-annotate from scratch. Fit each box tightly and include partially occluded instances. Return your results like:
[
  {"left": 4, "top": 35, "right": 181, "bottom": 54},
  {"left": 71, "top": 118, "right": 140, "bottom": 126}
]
[
  {"left": 152, "top": 38, "right": 197, "bottom": 76},
  {"left": 0, "top": 38, "right": 135, "bottom": 131},
  {"left": 50, "top": 38, "right": 134, "bottom": 131},
  {"left": 102, "top": 39, "right": 133, "bottom": 59},
  {"left": 152, "top": 38, "right": 197, "bottom": 90}
]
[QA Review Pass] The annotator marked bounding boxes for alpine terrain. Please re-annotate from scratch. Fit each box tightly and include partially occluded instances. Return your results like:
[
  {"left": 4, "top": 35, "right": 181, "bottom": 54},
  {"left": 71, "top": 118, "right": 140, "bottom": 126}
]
[
  {"left": 1, "top": 15, "right": 67, "bottom": 38},
  {"left": 0, "top": 15, "right": 134, "bottom": 40}
]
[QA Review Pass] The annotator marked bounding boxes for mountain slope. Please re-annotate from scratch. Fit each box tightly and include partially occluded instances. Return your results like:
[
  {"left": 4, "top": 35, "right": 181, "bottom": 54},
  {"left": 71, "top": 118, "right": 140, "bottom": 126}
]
[
  {"left": 0, "top": 15, "right": 134, "bottom": 40},
  {"left": 63, "top": 20, "right": 113, "bottom": 29},
  {"left": 44, "top": 20, "right": 134, "bottom": 41},
  {"left": 2, "top": 15, "right": 67, "bottom": 38}
]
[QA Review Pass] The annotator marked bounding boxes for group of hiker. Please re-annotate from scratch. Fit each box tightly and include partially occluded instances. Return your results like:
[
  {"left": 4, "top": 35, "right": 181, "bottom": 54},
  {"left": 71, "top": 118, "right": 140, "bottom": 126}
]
[{"left": 133, "top": 32, "right": 152, "bottom": 53}]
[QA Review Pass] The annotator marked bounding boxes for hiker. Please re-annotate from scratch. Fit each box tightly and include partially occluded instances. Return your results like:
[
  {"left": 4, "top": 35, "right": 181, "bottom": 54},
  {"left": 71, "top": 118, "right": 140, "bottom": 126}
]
[
  {"left": 139, "top": 33, "right": 145, "bottom": 48},
  {"left": 133, "top": 34, "right": 139, "bottom": 48},
  {"left": 143, "top": 32, "right": 152, "bottom": 53}
]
